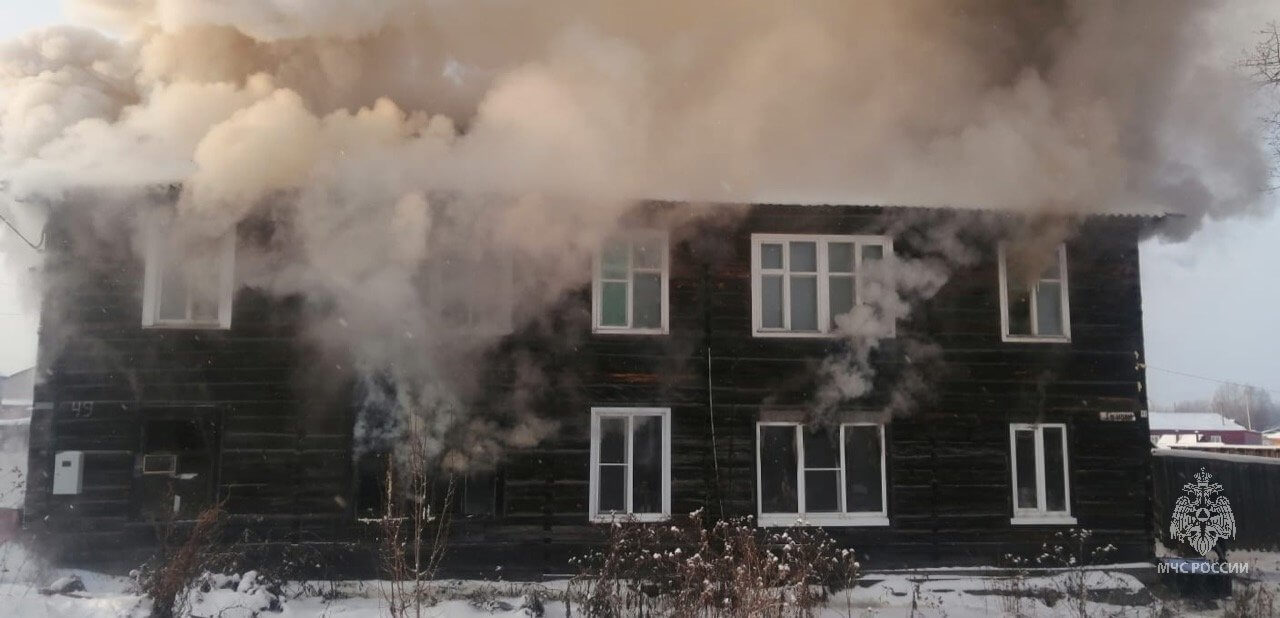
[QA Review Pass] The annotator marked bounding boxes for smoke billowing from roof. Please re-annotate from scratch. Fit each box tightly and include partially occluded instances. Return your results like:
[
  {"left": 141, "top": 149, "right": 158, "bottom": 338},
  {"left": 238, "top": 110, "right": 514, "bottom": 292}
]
[{"left": 0, "top": 1, "right": 1273, "bottom": 464}]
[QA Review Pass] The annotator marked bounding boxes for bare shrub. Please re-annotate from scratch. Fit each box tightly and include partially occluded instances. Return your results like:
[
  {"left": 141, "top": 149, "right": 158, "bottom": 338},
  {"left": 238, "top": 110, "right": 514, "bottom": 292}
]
[
  {"left": 378, "top": 424, "right": 454, "bottom": 618},
  {"left": 1034, "top": 528, "right": 1116, "bottom": 618},
  {"left": 567, "top": 510, "right": 859, "bottom": 617},
  {"left": 1223, "top": 581, "right": 1279, "bottom": 618},
  {"left": 987, "top": 553, "right": 1033, "bottom": 618},
  {"left": 136, "top": 503, "right": 228, "bottom": 618}
]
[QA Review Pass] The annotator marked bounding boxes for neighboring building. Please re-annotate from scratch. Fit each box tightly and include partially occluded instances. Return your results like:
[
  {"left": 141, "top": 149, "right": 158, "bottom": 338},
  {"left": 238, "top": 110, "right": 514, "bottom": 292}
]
[
  {"left": 24, "top": 203, "right": 1156, "bottom": 575},
  {"left": 0, "top": 367, "right": 34, "bottom": 420},
  {"left": 1149, "top": 411, "right": 1263, "bottom": 446}
]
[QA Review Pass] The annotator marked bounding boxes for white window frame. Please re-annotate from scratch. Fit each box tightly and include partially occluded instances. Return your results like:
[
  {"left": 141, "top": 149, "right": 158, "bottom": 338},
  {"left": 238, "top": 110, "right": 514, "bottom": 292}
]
[
  {"left": 997, "top": 243, "right": 1071, "bottom": 343},
  {"left": 591, "top": 232, "right": 670, "bottom": 335},
  {"left": 755, "top": 422, "right": 889, "bottom": 527},
  {"left": 141, "top": 217, "right": 235, "bottom": 330},
  {"left": 1009, "top": 422, "right": 1076, "bottom": 525},
  {"left": 750, "top": 234, "right": 893, "bottom": 338},
  {"left": 589, "top": 407, "right": 672, "bottom": 522}
]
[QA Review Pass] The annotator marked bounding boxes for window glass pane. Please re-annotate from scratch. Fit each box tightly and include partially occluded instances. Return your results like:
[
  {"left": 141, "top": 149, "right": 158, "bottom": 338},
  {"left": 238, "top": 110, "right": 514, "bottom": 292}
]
[
  {"left": 1035, "top": 282, "right": 1064, "bottom": 336},
  {"left": 601, "top": 241, "right": 630, "bottom": 279},
  {"left": 1006, "top": 286, "right": 1031, "bottom": 336},
  {"left": 802, "top": 427, "right": 839, "bottom": 468},
  {"left": 601, "top": 281, "right": 628, "bottom": 326},
  {"left": 632, "top": 273, "right": 662, "bottom": 329},
  {"left": 804, "top": 470, "right": 840, "bottom": 512},
  {"left": 598, "top": 465, "right": 626, "bottom": 512},
  {"left": 790, "top": 276, "right": 818, "bottom": 331},
  {"left": 829, "top": 276, "right": 854, "bottom": 329},
  {"left": 599, "top": 417, "right": 627, "bottom": 464},
  {"left": 1043, "top": 427, "right": 1067, "bottom": 512},
  {"left": 633, "top": 238, "right": 662, "bottom": 269},
  {"left": 1039, "top": 250, "right": 1062, "bottom": 281},
  {"left": 158, "top": 263, "right": 188, "bottom": 321},
  {"left": 828, "top": 243, "right": 854, "bottom": 273},
  {"left": 761, "top": 243, "right": 783, "bottom": 269},
  {"left": 790, "top": 242, "right": 817, "bottom": 272},
  {"left": 759, "top": 426, "right": 798, "bottom": 513},
  {"left": 1014, "top": 429, "right": 1038, "bottom": 509},
  {"left": 631, "top": 415, "right": 663, "bottom": 514},
  {"left": 189, "top": 278, "right": 220, "bottom": 322},
  {"left": 844, "top": 426, "right": 883, "bottom": 512},
  {"left": 762, "top": 275, "right": 784, "bottom": 328},
  {"left": 463, "top": 471, "right": 495, "bottom": 515},
  {"left": 862, "top": 244, "right": 884, "bottom": 262}
]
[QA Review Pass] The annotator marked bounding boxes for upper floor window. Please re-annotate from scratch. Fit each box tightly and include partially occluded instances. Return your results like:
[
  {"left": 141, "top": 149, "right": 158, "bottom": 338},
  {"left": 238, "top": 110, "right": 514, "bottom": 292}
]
[
  {"left": 998, "top": 243, "right": 1070, "bottom": 342},
  {"left": 756, "top": 421, "right": 888, "bottom": 527},
  {"left": 142, "top": 218, "right": 235, "bottom": 330},
  {"left": 426, "top": 249, "right": 513, "bottom": 336},
  {"left": 751, "top": 234, "right": 891, "bottom": 337},
  {"left": 1009, "top": 423, "right": 1076, "bottom": 525},
  {"left": 589, "top": 407, "right": 671, "bottom": 522},
  {"left": 592, "top": 233, "right": 668, "bottom": 334}
]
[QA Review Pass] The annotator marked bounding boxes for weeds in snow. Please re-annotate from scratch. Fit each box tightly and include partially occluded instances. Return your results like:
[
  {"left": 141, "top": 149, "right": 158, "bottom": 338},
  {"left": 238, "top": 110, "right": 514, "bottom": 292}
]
[{"left": 567, "top": 510, "right": 859, "bottom": 617}]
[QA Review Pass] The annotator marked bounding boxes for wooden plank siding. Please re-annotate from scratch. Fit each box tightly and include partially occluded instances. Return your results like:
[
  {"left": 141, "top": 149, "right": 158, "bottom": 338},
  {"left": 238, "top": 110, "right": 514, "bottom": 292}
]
[{"left": 25, "top": 204, "right": 1153, "bottom": 575}]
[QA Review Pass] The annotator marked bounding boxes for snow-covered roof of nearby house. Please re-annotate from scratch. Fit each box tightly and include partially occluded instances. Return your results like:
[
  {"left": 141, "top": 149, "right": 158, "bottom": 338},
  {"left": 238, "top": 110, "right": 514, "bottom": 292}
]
[{"left": 1148, "top": 411, "right": 1249, "bottom": 432}]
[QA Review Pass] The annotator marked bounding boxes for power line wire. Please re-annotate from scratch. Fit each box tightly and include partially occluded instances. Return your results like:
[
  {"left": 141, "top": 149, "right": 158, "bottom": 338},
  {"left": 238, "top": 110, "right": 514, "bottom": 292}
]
[{"left": 1145, "top": 364, "right": 1280, "bottom": 397}]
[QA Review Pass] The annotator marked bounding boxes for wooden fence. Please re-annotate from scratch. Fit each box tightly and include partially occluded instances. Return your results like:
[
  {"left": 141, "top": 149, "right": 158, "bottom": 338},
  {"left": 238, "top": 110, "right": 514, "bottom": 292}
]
[{"left": 1152, "top": 449, "right": 1280, "bottom": 552}]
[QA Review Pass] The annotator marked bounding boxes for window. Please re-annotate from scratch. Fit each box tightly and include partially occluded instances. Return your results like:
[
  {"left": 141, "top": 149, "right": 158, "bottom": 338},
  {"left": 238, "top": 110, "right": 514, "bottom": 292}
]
[
  {"left": 1009, "top": 423, "right": 1075, "bottom": 524},
  {"left": 589, "top": 407, "right": 671, "bottom": 521},
  {"left": 425, "top": 249, "right": 513, "bottom": 335},
  {"left": 141, "top": 217, "right": 235, "bottom": 329},
  {"left": 998, "top": 243, "right": 1070, "bottom": 342},
  {"left": 592, "top": 233, "right": 669, "bottom": 334},
  {"left": 751, "top": 234, "right": 891, "bottom": 337},
  {"left": 136, "top": 414, "right": 218, "bottom": 521},
  {"left": 756, "top": 422, "right": 888, "bottom": 526},
  {"left": 456, "top": 470, "right": 499, "bottom": 517}
]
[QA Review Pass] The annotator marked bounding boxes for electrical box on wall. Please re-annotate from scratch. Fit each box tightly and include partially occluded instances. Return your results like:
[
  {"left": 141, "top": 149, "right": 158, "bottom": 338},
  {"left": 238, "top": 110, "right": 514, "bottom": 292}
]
[{"left": 52, "top": 451, "right": 83, "bottom": 495}]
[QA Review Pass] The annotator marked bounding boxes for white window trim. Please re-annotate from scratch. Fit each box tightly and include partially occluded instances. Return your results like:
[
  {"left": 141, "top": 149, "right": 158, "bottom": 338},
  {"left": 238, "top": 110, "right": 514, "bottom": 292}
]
[
  {"left": 755, "top": 421, "right": 889, "bottom": 527},
  {"left": 589, "top": 407, "right": 672, "bottom": 522},
  {"left": 997, "top": 243, "right": 1071, "bottom": 343},
  {"left": 750, "top": 234, "right": 893, "bottom": 338},
  {"left": 141, "top": 217, "right": 235, "bottom": 330},
  {"left": 591, "top": 232, "right": 670, "bottom": 335},
  {"left": 1009, "top": 422, "right": 1076, "bottom": 525}
]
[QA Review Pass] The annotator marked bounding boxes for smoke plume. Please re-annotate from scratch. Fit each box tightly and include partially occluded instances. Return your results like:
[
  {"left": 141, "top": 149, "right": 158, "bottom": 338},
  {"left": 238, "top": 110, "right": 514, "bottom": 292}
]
[{"left": 0, "top": 1, "right": 1273, "bottom": 463}]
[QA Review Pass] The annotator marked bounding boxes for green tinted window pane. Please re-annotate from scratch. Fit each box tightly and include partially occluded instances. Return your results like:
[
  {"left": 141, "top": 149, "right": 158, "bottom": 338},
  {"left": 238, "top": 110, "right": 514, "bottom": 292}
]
[
  {"left": 790, "top": 276, "right": 818, "bottom": 331},
  {"left": 844, "top": 426, "right": 883, "bottom": 513},
  {"left": 632, "top": 273, "right": 661, "bottom": 329},
  {"left": 790, "top": 242, "right": 817, "bottom": 272},
  {"left": 862, "top": 244, "right": 884, "bottom": 262},
  {"left": 633, "top": 238, "right": 662, "bottom": 269},
  {"left": 1007, "top": 286, "right": 1031, "bottom": 336},
  {"left": 762, "top": 275, "right": 783, "bottom": 328},
  {"left": 1036, "top": 282, "right": 1064, "bottom": 336},
  {"left": 828, "top": 243, "right": 854, "bottom": 273},
  {"left": 601, "top": 281, "right": 628, "bottom": 326},
  {"left": 1014, "top": 430, "right": 1037, "bottom": 509},
  {"left": 761, "top": 244, "right": 783, "bottom": 269},
  {"left": 158, "top": 264, "right": 188, "bottom": 321},
  {"left": 599, "top": 417, "right": 627, "bottom": 464},
  {"left": 829, "top": 276, "right": 854, "bottom": 329},
  {"left": 804, "top": 470, "right": 840, "bottom": 513},
  {"left": 760, "top": 426, "right": 798, "bottom": 513},
  {"left": 601, "top": 241, "right": 630, "bottom": 279}
]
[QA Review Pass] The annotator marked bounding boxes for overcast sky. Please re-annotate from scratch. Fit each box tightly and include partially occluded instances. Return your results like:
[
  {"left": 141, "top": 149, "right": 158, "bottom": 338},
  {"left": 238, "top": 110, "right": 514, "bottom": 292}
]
[{"left": 1, "top": 3, "right": 1278, "bottom": 407}]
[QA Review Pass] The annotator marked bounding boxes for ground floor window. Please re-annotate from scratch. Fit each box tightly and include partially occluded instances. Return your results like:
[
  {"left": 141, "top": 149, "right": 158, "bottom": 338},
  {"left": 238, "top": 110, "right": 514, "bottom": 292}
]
[
  {"left": 589, "top": 407, "right": 671, "bottom": 522},
  {"left": 756, "top": 422, "right": 888, "bottom": 526},
  {"left": 136, "top": 412, "right": 219, "bottom": 521},
  {"left": 354, "top": 452, "right": 500, "bottom": 520},
  {"left": 1009, "top": 423, "right": 1076, "bottom": 524}
]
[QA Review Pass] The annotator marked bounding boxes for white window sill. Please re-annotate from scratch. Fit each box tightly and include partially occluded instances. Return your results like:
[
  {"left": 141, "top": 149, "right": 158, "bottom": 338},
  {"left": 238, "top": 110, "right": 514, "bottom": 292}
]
[
  {"left": 1010, "top": 515, "right": 1077, "bottom": 526},
  {"left": 1001, "top": 335, "right": 1071, "bottom": 344},
  {"left": 758, "top": 514, "right": 890, "bottom": 528},
  {"left": 143, "top": 322, "right": 229, "bottom": 331},
  {"left": 593, "top": 326, "right": 668, "bottom": 336},
  {"left": 590, "top": 512, "right": 671, "bottom": 523},
  {"left": 753, "top": 330, "right": 837, "bottom": 339}
]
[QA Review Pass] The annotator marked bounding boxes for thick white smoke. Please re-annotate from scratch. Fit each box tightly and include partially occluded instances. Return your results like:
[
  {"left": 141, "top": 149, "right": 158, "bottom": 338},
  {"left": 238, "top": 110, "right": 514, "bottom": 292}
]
[{"left": 0, "top": 1, "right": 1274, "bottom": 465}]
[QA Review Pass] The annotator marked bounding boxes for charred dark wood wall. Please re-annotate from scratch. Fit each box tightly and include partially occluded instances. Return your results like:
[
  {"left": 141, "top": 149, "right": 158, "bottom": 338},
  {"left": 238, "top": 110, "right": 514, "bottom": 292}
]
[{"left": 26, "top": 204, "right": 1153, "bottom": 575}]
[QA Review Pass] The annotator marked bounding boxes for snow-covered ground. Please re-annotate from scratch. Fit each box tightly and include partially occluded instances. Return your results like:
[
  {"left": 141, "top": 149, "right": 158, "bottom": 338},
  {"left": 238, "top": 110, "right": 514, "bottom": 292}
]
[{"left": 1, "top": 542, "right": 1277, "bottom": 616}]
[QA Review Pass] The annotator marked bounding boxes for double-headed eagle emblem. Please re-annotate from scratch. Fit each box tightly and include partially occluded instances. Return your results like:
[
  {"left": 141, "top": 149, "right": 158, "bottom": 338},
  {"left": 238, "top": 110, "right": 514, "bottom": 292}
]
[{"left": 1169, "top": 467, "right": 1236, "bottom": 557}]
